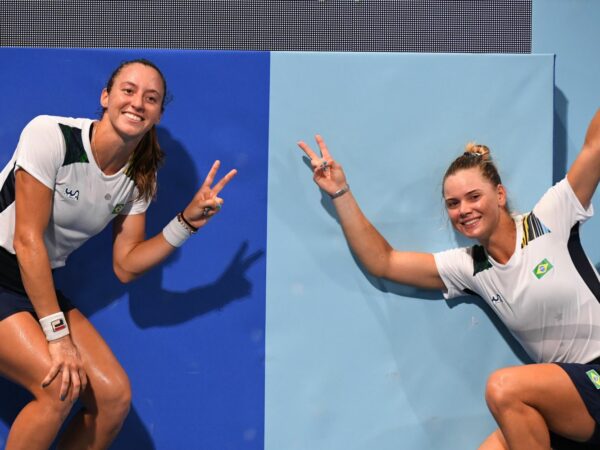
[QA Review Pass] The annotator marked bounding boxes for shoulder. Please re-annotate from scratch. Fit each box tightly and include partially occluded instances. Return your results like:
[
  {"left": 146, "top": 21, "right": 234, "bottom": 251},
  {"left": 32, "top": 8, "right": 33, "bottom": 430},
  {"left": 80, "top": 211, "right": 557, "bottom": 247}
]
[
  {"left": 531, "top": 177, "right": 592, "bottom": 232},
  {"left": 435, "top": 244, "right": 492, "bottom": 277},
  {"left": 21, "top": 115, "right": 91, "bottom": 137}
]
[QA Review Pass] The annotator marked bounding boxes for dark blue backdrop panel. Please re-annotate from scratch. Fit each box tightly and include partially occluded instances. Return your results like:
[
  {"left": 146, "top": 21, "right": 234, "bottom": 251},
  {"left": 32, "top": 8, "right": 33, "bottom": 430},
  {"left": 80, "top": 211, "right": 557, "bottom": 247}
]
[{"left": 0, "top": 48, "right": 269, "bottom": 450}]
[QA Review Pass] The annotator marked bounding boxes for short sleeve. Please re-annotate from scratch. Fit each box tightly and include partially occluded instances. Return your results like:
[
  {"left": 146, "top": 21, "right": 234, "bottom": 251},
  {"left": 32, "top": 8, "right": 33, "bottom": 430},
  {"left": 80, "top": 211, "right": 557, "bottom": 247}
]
[
  {"left": 433, "top": 247, "right": 476, "bottom": 300},
  {"left": 14, "top": 116, "right": 65, "bottom": 190},
  {"left": 532, "top": 178, "right": 593, "bottom": 239},
  {"left": 119, "top": 191, "right": 151, "bottom": 215}
]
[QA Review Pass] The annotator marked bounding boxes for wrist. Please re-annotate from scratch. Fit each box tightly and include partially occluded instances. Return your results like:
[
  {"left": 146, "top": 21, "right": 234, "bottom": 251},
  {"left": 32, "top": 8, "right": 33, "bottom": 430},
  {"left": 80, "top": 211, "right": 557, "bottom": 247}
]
[
  {"left": 329, "top": 184, "right": 350, "bottom": 199},
  {"left": 162, "top": 212, "right": 196, "bottom": 248},
  {"left": 178, "top": 211, "right": 198, "bottom": 233},
  {"left": 39, "top": 311, "right": 70, "bottom": 341}
]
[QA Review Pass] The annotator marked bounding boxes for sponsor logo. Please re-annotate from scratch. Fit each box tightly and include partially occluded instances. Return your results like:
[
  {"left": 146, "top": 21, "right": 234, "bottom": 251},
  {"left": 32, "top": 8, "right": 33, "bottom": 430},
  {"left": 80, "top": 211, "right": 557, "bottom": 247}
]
[
  {"left": 64, "top": 187, "right": 80, "bottom": 200},
  {"left": 51, "top": 318, "right": 67, "bottom": 332},
  {"left": 586, "top": 369, "right": 600, "bottom": 390},
  {"left": 112, "top": 204, "right": 125, "bottom": 214},
  {"left": 533, "top": 258, "right": 553, "bottom": 279},
  {"left": 491, "top": 294, "right": 504, "bottom": 304}
]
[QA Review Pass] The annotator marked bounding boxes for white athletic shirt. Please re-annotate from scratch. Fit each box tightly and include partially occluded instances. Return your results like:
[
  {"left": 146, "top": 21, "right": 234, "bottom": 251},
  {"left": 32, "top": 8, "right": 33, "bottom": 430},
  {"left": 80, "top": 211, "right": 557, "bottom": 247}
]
[
  {"left": 0, "top": 115, "right": 150, "bottom": 268},
  {"left": 434, "top": 178, "right": 600, "bottom": 364}
]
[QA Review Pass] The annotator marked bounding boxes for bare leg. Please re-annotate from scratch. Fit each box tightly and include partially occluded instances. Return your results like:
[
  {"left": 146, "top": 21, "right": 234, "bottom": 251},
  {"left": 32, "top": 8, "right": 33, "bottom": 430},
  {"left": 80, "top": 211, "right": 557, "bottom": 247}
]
[
  {"left": 485, "top": 364, "right": 596, "bottom": 450},
  {"left": 57, "top": 309, "right": 131, "bottom": 450},
  {"left": 0, "top": 312, "right": 75, "bottom": 450},
  {"left": 479, "top": 429, "right": 509, "bottom": 450}
]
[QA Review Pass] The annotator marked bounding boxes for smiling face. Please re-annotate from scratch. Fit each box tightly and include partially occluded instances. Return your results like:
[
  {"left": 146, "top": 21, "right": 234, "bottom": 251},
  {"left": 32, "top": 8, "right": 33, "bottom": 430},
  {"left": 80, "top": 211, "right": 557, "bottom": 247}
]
[
  {"left": 443, "top": 167, "right": 507, "bottom": 241},
  {"left": 100, "top": 62, "right": 165, "bottom": 142}
]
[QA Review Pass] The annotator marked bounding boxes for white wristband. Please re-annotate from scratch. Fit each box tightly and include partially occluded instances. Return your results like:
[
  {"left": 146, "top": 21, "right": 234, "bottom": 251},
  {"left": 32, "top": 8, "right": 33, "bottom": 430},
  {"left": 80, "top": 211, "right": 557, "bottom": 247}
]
[
  {"left": 163, "top": 215, "right": 192, "bottom": 247},
  {"left": 39, "top": 312, "right": 70, "bottom": 341}
]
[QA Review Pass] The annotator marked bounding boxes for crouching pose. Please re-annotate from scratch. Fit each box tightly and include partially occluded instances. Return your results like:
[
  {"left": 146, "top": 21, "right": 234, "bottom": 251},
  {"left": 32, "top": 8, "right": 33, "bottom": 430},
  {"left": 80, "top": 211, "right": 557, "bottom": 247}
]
[
  {"left": 0, "top": 58, "right": 236, "bottom": 449},
  {"left": 297, "top": 108, "right": 600, "bottom": 449}
]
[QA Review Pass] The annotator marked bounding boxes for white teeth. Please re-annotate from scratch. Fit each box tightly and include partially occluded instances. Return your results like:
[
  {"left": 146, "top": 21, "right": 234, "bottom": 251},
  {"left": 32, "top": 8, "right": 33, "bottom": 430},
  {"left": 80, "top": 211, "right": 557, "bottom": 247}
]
[
  {"left": 124, "top": 112, "right": 142, "bottom": 122},
  {"left": 463, "top": 218, "right": 479, "bottom": 226}
]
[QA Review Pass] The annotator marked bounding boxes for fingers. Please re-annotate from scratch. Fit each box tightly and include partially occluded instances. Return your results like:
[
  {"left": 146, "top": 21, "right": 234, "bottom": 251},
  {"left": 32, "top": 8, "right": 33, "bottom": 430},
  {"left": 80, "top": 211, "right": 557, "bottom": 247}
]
[
  {"left": 44, "top": 338, "right": 87, "bottom": 401},
  {"left": 41, "top": 364, "right": 61, "bottom": 388},
  {"left": 298, "top": 135, "right": 334, "bottom": 175},
  {"left": 43, "top": 363, "right": 86, "bottom": 402},
  {"left": 211, "top": 169, "right": 238, "bottom": 195},
  {"left": 200, "top": 197, "right": 224, "bottom": 219},
  {"left": 201, "top": 160, "right": 221, "bottom": 188},
  {"left": 297, "top": 140, "right": 319, "bottom": 160},
  {"left": 59, "top": 366, "right": 71, "bottom": 401},
  {"left": 315, "top": 134, "right": 332, "bottom": 160}
]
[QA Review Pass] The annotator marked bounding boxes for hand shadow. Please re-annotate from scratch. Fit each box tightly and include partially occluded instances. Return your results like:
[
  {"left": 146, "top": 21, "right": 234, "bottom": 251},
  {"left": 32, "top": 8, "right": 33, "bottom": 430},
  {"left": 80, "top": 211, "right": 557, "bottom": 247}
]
[
  {"left": 128, "top": 241, "right": 264, "bottom": 328},
  {"left": 0, "top": 126, "right": 264, "bottom": 447}
]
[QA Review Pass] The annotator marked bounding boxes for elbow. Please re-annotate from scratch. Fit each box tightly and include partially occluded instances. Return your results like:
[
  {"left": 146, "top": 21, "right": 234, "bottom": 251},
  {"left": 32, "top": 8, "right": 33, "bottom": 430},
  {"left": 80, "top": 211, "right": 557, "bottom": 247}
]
[
  {"left": 113, "top": 264, "right": 138, "bottom": 284},
  {"left": 13, "top": 231, "right": 40, "bottom": 257},
  {"left": 362, "top": 258, "right": 388, "bottom": 279},
  {"left": 365, "top": 265, "right": 385, "bottom": 279}
]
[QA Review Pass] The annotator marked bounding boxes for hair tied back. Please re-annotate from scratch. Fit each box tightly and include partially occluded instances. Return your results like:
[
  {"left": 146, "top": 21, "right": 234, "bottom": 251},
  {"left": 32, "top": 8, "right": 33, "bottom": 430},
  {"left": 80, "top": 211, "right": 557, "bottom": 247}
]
[{"left": 464, "top": 142, "right": 491, "bottom": 161}]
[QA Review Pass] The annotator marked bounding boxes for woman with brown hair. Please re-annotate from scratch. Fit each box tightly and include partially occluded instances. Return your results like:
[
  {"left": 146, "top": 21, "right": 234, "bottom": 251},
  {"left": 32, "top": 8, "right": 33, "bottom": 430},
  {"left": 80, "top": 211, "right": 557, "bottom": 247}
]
[
  {"left": 297, "top": 108, "right": 600, "bottom": 449},
  {"left": 0, "top": 58, "right": 236, "bottom": 449}
]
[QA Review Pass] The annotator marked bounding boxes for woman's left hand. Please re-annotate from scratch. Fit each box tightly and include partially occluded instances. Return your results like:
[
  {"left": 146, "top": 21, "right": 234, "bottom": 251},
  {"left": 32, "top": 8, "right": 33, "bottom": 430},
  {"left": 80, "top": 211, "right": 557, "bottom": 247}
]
[{"left": 181, "top": 160, "right": 237, "bottom": 228}]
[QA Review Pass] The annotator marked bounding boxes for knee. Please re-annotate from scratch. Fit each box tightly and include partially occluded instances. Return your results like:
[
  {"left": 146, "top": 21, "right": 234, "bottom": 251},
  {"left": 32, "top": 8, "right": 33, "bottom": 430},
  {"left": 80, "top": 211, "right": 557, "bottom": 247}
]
[
  {"left": 33, "top": 382, "right": 76, "bottom": 422},
  {"left": 95, "top": 373, "right": 132, "bottom": 425},
  {"left": 485, "top": 368, "right": 523, "bottom": 416}
]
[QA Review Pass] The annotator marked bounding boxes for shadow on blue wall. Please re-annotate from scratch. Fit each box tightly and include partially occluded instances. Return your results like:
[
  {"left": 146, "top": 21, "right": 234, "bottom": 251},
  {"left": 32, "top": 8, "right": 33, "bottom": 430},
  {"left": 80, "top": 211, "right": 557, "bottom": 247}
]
[
  {"left": 553, "top": 88, "right": 569, "bottom": 183},
  {"left": 0, "top": 126, "right": 263, "bottom": 448}
]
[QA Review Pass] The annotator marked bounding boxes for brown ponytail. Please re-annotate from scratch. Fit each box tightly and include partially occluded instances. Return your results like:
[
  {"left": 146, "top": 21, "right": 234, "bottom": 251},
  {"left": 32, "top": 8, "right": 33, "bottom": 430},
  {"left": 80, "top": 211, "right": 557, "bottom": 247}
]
[{"left": 126, "top": 125, "right": 164, "bottom": 202}]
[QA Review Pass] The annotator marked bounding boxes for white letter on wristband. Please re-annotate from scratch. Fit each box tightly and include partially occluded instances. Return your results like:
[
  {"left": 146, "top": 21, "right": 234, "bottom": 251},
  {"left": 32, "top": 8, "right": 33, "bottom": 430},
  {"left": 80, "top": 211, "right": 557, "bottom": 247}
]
[
  {"left": 163, "top": 215, "right": 193, "bottom": 247},
  {"left": 39, "top": 312, "right": 70, "bottom": 341}
]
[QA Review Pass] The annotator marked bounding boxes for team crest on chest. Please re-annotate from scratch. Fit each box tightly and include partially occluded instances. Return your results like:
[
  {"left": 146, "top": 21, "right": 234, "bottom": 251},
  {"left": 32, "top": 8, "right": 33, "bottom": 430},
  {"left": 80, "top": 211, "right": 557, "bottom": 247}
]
[{"left": 533, "top": 258, "right": 553, "bottom": 279}]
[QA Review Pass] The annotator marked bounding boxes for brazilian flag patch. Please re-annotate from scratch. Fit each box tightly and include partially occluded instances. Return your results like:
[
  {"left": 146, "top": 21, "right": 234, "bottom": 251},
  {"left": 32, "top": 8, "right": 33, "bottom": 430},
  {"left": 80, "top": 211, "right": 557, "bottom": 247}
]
[
  {"left": 112, "top": 204, "right": 125, "bottom": 214},
  {"left": 586, "top": 369, "right": 600, "bottom": 390},
  {"left": 533, "top": 258, "right": 553, "bottom": 279}
]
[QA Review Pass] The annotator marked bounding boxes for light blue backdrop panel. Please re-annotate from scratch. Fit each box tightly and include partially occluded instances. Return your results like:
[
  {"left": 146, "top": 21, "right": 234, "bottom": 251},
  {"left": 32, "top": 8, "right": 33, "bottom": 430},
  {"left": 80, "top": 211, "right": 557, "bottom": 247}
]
[
  {"left": 0, "top": 48, "right": 269, "bottom": 450},
  {"left": 533, "top": 0, "right": 600, "bottom": 265},
  {"left": 266, "top": 53, "right": 554, "bottom": 450}
]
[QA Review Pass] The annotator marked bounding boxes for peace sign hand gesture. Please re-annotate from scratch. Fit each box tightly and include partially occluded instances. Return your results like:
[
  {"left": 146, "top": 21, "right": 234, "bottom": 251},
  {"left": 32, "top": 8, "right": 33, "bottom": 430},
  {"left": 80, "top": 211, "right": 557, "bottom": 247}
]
[
  {"left": 297, "top": 135, "right": 348, "bottom": 196},
  {"left": 182, "top": 160, "right": 237, "bottom": 229}
]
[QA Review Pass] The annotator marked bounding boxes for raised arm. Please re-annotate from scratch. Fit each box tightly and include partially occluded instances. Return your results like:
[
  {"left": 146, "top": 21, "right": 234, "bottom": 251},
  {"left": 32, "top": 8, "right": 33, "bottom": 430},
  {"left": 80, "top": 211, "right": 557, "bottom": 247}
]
[
  {"left": 112, "top": 160, "right": 236, "bottom": 282},
  {"left": 297, "top": 135, "right": 444, "bottom": 290},
  {"left": 567, "top": 108, "right": 600, "bottom": 209}
]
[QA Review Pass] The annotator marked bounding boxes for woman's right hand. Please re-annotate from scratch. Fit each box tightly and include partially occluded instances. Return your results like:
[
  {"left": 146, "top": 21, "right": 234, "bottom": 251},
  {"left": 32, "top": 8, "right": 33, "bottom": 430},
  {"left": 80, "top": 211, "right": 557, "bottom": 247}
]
[
  {"left": 297, "top": 135, "right": 348, "bottom": 195},
  {"left": 42, "top": 336, "right": 87, "bottom": 402}
]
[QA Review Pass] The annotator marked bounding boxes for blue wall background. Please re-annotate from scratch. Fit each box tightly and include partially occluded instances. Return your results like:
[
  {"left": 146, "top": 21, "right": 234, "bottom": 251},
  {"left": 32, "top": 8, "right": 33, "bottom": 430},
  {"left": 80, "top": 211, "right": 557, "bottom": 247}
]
[
  {"left": 533, "top": 0, "right": 600, "bottom": 265},
  {"left": 0, "top": 48, "right": 269, "bottom": 450},
  {"left": 266, "top": 52, "right": 552, "bottom": 450}
]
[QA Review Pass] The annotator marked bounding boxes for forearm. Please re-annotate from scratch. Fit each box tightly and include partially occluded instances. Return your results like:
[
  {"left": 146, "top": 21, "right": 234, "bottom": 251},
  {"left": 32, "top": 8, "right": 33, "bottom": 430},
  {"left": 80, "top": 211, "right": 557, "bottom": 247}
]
[
  {"left": 113, "top": 232, "right": 176, "bottom": 283},
  {"left": 13, "top": 237, "right": 61, "bottom": 317},
  {"left": 333, "top": 191, "right": 395, "bottom": 277}
]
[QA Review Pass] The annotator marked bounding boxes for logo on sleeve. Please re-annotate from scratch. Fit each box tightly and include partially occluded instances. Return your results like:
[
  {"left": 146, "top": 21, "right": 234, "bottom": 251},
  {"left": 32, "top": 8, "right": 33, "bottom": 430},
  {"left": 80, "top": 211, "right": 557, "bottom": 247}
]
[
  {"left": 533, "top": 258, "right": 553, "bottom": 279},
  {"left": 586, "top": 369, "right": 600, "bottom": 389}
]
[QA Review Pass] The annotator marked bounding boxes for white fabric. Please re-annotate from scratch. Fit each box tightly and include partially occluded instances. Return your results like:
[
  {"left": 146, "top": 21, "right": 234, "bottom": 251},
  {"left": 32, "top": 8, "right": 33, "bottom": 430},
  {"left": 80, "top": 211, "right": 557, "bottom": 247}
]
[
  {"left": 0, "top": 115, "right": 151, "bottom": 268},
  {"left": 39, "top": 311, "right": 70, "bottom": 341},
  {"left": 434, "top": 178, "right": 600, "bottom": 364},
  {"left": 162, "top": 216, "right": 192, "bottom": 247}
]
